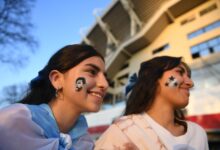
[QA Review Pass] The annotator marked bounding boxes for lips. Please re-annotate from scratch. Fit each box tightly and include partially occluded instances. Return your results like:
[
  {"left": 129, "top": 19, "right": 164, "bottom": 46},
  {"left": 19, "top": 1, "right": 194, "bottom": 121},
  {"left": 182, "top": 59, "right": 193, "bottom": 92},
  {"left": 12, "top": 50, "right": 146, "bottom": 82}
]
[
  {"left": 180, "top": 88, "right": 190, "bottom": 97},
  {"left": 88, "top": 91, "right": 105, "bottom": 99}
]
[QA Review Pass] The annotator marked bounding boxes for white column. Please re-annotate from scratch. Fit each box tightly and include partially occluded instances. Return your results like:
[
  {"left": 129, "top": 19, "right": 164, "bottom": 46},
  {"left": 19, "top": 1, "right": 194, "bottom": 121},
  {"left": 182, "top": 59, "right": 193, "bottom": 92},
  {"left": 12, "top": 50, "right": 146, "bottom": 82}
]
[
  {"left": 79, "top": 27, "right": 93, "bottom": 45},
  {"left": 93, "top": 9, "right": 119, "bottom": 55},
  {"left": 120, "top": 0, "right": 143, "bottom": 36}
]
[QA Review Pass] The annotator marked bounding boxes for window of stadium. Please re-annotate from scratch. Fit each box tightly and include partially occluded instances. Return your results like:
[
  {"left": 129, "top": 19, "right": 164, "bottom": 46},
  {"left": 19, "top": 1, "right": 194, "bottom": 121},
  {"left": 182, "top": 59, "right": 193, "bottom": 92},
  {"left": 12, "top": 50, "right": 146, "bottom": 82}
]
[{"left": 190, "top": 36, "right": 220, "bottom": 59}]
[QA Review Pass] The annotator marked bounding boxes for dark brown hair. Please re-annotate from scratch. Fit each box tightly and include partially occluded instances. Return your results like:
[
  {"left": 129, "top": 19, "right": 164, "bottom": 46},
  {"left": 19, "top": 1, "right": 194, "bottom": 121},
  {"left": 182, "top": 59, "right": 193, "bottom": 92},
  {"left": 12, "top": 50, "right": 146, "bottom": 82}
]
[
  {"left": 20, "top": 44, "right": 103, "bottom": 104},
  {"left": 124, "top": 56, "right": 191, "bottom": 131}
]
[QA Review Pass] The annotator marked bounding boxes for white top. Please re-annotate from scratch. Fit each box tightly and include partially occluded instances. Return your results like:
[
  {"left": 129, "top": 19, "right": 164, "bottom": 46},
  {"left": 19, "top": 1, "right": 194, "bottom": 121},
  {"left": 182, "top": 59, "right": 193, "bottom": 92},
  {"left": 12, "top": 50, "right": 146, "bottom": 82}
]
[
  {"left": 95, "top": 113, "right": 209, "bottom": 150},
  {"left": 143, "top": 113, "right": 209, "bottom": 150}
]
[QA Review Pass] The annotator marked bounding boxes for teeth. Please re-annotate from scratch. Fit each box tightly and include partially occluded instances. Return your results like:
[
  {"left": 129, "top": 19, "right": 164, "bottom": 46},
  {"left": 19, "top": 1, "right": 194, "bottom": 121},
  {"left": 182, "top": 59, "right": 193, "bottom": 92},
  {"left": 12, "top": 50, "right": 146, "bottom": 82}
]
[{"left": 91, "top": 92, "right": 102, "bottom": 98}]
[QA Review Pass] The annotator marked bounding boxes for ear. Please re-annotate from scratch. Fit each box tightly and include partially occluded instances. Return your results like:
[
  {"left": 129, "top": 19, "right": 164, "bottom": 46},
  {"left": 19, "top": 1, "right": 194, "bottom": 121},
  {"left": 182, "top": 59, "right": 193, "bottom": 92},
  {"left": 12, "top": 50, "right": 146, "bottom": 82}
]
[
  {"left": 156, "top": 78, "right": 162, "bottom": 94},
  {"left": 49, "top": 70, "right": 63, "bottom": 89}
]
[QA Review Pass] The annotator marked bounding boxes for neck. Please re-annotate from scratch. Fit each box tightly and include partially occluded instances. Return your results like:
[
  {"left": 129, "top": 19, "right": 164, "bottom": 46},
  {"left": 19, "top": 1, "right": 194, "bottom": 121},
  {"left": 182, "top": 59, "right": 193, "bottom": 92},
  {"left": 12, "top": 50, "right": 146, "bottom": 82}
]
[
  {"left": 49, "top": 100, "right": 80, "bottom": 133},
  {"left": 146, "top": 97, "right": 185, "bottom": 136},
  {"left": 146, "top": 96, "right": 175, "bottom": 128}
]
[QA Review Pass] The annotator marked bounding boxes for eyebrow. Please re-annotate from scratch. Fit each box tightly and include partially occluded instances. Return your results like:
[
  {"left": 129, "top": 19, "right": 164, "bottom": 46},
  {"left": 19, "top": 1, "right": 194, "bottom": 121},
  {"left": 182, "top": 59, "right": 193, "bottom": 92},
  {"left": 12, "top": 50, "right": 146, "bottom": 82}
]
[
  {"left": 177, "top": 66, "right": 185, "bottom": 72},
  {"left": 85, "top": 63, "right": 100, "bottom": 71},
  {"left": 85, "top": 63, "right": 107, "bottom": 76},
  {"left": 177, "top": 65, "right": 191, "bottom": 77}
]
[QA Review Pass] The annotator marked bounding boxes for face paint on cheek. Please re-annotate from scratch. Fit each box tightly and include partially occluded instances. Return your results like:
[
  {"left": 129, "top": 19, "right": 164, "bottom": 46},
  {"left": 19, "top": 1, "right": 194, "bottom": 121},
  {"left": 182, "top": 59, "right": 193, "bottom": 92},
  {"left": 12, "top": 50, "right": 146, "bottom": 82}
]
[
  {"left": 165, "top": 75, "right": 179, "bottom": 88},
  {"left": 75, "top": 77, "right": 86, "bottom": 91}
]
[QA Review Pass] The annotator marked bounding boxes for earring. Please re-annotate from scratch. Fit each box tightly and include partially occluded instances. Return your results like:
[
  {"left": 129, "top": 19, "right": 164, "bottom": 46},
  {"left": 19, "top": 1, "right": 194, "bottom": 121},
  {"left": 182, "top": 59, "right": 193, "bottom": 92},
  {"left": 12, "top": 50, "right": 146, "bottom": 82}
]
[{"left": 55, "top": 87, "right": 62, "bottom": 98}]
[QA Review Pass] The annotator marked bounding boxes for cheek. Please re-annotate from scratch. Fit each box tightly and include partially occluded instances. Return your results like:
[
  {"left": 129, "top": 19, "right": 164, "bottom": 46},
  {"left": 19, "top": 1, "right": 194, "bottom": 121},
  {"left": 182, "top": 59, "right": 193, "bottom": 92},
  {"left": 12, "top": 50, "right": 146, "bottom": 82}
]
[
  {"left": 64, "top": 78, "right": 74, "bottom": 90},
  {"left": 82, "top": 78, "right": 96, "bottom": 89},
  {"left": 164, "top": 75, "right": 181, "bottom": 88}
]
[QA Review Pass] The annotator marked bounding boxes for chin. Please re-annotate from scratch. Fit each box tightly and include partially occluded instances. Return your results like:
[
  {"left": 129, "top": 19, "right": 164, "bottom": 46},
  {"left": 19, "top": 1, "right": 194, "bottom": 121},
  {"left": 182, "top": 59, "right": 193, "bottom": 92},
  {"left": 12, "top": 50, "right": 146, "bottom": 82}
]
[
  {"left": 175, "top": 95, "right": 189, "bottom": 107},
  {"left": 91, "top": 109, "right": 99, "bottom": 113},
  {"left": 89, "top": 106, "right": 101, "bottom": 112},
  {"left": 177, "top": 101, "right": 189, "bottom": 109}
]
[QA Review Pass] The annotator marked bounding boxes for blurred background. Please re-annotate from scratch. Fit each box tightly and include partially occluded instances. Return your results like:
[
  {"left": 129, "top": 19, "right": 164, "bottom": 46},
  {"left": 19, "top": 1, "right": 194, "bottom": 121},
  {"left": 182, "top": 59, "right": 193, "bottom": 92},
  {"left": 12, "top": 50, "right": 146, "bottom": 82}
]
[{"left": 0, "top": 0, "right": 220, "bottom": 149}]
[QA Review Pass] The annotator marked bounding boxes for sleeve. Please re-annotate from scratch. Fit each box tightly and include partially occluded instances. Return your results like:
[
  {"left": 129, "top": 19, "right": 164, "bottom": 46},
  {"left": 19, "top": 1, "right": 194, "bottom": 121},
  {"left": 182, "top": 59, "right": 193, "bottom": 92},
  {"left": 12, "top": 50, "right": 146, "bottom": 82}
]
[
  {"left": 196, "top": 123, "right": 209, "bottom": 150},
  {"left": 0, "top": 104, "right": 59, "bottom": 150},
  {"left": 190, "top": 122, "right": 209, "bottom": 150},
  {"left": 94, "top": 124, "right": 138, "bottom": 150},
  {"left": 201, "top": 127, "right": 209, "bottom": 150}
]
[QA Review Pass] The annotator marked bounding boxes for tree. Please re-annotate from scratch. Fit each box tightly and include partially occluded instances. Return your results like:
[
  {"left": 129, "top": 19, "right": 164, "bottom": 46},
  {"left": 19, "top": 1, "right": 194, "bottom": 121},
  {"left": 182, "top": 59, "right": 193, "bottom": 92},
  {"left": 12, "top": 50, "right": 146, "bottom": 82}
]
[
  {"left": 0, "top": 0, "right": 37, "bottom": 67},
  {"left": 1, "top": 83, "right": 28, "bottom": 104}
]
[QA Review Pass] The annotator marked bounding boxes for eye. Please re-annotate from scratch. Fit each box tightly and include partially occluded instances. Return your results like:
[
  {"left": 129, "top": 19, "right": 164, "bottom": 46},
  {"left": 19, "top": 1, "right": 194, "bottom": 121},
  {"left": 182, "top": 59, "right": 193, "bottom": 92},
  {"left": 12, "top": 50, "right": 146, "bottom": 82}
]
[
  {"left": 176, "top": 69, "right": 184, "bottom": 76},
  {"left": 87, "top": 69, "right": 98, "bottom": 76}
]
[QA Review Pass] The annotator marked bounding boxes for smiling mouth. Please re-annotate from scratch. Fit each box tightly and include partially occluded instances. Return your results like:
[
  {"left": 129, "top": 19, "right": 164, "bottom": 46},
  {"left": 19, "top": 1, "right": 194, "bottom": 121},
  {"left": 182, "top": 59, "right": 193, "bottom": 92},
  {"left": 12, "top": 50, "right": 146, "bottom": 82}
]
[
  {"left": 88, "top": 91, "right": 104, "bottom": 99},
  {"left": 90, "top": 92, "right": 103, "bottom": 98}
]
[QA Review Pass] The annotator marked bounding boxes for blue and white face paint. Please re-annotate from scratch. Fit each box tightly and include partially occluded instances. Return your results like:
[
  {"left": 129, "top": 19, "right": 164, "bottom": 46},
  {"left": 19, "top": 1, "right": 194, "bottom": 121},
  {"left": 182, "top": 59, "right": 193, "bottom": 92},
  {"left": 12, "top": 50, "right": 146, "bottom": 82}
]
[
  {"left": 165, "top": 75, "right": 179, "bottom": 87},
  {"left": 75, "top": 77, "right": 86, "bottom": 91}
]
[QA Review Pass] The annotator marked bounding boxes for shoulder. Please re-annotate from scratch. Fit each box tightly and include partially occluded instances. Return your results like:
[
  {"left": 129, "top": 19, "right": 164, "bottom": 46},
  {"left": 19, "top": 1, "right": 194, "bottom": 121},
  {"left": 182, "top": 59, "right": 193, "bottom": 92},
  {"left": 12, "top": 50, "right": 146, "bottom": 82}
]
[
  {"left": 0, "top": 104, "right": 60, "bottom": 149},
  {"left": 95, "top": 115, "right": 138, "bottom": 149},
  {"left": 186, "top": 121, "right": 209, "bottom": 149},
  {"left": 187, "top": 121, "right": 206, "bottom": 132},
  {"left": 113, "top": 114, "right": 138, "bottom": 129},
  {"left": 97, "top": 115, "right": 133, "bottom": 139},
  {"left": 0, "top": 103, "right": 47, "bottom": 133},
  {"left": 0, "top": 104, "right": 31, "bottom": 124},
  {"left": 0, "top": 104, "right": 36, "bottom": 134},
  {"left": 0, "top": 103, "right": 29, "bottom": 113},
  {"left": 186, "top": 121, "right": 208, "bottom": 139}
]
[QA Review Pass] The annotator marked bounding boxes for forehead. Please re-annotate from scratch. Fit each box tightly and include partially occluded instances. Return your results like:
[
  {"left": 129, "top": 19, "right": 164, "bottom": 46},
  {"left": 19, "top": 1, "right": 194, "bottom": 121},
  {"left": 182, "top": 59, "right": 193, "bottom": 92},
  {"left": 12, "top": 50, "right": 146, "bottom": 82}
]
[{"left": 77, "top": 56, "right": 105, "bottom": 70}]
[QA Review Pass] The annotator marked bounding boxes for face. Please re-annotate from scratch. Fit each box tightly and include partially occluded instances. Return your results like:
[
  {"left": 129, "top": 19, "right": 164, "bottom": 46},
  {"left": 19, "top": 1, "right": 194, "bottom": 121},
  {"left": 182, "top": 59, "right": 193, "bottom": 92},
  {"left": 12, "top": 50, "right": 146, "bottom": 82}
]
[
  {"left": 157, "top": 63, "right": 194, "bottom": 109},
  {"left": 60, "top": 56, "right": 109, "bottom": 113}
]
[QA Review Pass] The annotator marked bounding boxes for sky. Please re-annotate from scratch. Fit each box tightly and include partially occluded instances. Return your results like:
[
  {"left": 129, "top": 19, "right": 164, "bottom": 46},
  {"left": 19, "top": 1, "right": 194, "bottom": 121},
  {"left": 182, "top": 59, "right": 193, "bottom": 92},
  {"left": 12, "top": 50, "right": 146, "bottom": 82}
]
[{"left": 0, "top": 0, "right": 112, "bottom": 100}]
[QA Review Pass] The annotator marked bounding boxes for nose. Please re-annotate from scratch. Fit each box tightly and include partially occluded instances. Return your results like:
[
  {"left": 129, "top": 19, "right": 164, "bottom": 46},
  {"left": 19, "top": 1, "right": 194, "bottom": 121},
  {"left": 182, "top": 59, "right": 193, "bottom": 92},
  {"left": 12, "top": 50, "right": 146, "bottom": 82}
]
[
  {"left": 97, "top": 73, "right": 109, "bottom": 91},
  {"left": 185, "top": 76, "right": 194, "bottom": 88}
]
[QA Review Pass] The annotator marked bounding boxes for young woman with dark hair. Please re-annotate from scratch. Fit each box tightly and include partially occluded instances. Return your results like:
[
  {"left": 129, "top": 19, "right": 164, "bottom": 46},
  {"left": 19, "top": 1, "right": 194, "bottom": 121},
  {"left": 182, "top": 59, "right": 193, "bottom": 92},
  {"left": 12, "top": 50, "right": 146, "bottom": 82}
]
[
  {"left": 95, "top": 56, "right": 208, "bottom": 150},
  {"left": 0, "top": 44, "right": 109, "bottom": 150}
]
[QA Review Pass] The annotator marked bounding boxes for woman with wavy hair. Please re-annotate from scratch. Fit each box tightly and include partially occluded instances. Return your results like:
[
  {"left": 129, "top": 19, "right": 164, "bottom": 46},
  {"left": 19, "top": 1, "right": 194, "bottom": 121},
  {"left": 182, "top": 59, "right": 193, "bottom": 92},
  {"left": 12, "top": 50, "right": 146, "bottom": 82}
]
[{"left": 96, "top": 56, "right": 208, "bottom": 150}]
